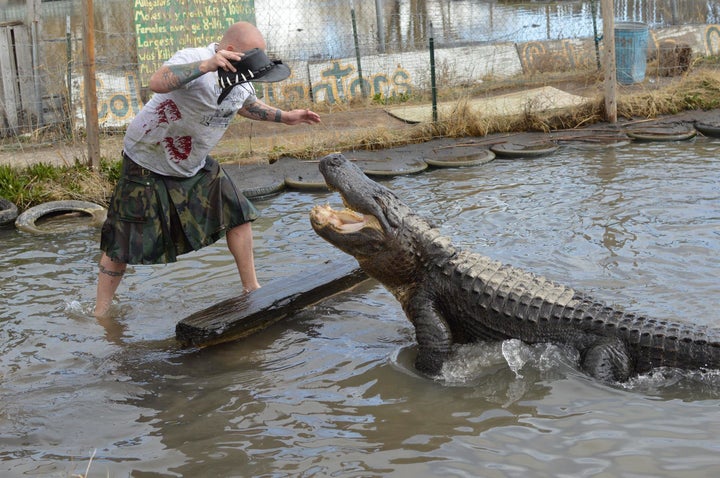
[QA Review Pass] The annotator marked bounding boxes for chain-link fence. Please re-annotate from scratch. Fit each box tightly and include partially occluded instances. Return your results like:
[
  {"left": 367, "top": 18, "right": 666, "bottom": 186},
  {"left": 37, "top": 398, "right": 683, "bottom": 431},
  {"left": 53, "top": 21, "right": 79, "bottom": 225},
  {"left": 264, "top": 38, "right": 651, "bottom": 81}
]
[{"left": 1, "top": 0, "right": 718, "bottom": 144}]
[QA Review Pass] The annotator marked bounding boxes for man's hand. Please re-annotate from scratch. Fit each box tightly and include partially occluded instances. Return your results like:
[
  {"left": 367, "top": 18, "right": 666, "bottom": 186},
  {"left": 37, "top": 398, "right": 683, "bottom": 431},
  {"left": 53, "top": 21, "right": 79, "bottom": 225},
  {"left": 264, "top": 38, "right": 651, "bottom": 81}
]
[
  {"left": 281, "top": 109, "right": 322, "bottom": 125},
  {"left": 202, "top": 49, "right": 243, "bottom": 74}
]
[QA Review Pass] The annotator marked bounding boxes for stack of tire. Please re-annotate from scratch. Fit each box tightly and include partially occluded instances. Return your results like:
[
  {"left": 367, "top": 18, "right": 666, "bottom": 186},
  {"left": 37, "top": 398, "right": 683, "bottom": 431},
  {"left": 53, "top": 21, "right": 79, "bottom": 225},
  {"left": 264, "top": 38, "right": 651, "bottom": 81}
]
[
  {"left": 0, "top": 197, "right": 18, "bottom": 228},
  {"left": 0, "top": 199, "right": 106, "bottom": 233}
]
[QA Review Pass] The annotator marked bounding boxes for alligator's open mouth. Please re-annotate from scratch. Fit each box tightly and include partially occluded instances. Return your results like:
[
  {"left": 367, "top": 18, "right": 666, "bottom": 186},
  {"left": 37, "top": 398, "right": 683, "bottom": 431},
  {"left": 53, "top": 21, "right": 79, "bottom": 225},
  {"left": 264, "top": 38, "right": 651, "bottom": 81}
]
[{"left": 310, "top": 204, "right": 381, "bottom": 233}]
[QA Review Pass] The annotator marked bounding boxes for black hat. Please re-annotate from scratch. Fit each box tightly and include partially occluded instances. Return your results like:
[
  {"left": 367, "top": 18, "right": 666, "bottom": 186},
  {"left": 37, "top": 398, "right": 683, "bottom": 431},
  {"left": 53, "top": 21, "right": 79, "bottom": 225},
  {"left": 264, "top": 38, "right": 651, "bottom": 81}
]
[{"left": 217, "top": 48, "right": 291, "bottom": 104}]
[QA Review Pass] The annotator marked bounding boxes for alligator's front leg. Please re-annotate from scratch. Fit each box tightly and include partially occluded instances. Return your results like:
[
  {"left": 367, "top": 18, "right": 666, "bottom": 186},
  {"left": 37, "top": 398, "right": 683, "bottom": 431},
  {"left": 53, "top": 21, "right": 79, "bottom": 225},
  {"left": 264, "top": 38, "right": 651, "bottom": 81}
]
[{"left": 405, "top": 293, "right": 452, "bottom": 376}]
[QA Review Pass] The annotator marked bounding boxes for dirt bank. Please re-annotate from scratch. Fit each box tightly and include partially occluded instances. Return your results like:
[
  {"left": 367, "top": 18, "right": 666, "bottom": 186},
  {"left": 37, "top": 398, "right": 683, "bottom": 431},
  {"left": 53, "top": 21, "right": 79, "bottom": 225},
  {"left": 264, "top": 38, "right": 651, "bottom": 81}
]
[
  {"left": 2, "top": 92, "right": 720, "bottom": 170},
  {"left": 0, "top": 106, "right": 415, "bottom": 169}
]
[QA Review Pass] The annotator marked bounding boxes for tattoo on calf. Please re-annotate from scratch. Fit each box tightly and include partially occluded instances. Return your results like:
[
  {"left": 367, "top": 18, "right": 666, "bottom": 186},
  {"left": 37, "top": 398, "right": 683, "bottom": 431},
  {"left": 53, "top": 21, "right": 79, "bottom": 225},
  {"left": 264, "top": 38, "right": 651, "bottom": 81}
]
[{"left": 99, "top": 264, "right": 126, "bottom": 278}]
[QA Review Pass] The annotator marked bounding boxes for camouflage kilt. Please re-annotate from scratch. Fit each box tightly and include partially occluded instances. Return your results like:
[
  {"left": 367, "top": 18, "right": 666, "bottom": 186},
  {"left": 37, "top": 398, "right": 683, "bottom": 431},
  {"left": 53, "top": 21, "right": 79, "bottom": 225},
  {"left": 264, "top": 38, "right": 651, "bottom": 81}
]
[{"left": 100, "top": 154, "right": 259, "bottom": 264}]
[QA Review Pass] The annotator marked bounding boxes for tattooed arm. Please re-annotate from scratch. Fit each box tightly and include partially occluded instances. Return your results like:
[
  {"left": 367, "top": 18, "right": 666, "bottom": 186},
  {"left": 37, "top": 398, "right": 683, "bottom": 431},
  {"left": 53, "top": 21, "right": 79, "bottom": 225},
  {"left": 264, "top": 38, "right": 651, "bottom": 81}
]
[
  {"left": 238, "top": 98, "right": 283, "bottom": 123},
  {"left": 239, "top": 98, "right": 322, "bottom": 125},
  {"left": 148, "top": 48, "right": 242, "bottom": 94}
]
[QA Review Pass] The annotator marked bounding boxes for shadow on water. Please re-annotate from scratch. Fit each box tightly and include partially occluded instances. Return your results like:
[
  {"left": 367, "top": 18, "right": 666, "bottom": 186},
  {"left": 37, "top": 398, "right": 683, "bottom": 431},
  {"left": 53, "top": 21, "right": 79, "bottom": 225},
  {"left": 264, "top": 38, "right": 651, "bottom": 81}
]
[{"left": 2, "top": 137, "right": 720, "bottom": 476}]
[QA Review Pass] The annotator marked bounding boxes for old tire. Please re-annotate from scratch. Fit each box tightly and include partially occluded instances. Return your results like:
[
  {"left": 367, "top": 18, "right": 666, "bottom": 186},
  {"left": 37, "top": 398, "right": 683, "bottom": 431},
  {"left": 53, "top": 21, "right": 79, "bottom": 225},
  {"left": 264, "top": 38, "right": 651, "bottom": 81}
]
[
  {"left": 279, "top": 157, "right": 329, "bottom": 191},
  {"left": 359, "top": 158, "right": 428, "bottom": 177},
  {"left": 490, "top": 141, "right": 559, "bottom": 159},
  {"left": 15, "top": 200, "right": 107, "bottom": 234},
  {"left": 423, "top": 148, "right": 496, "bottom": 168},
  {"left": 221, "top": 164, "right": 286, "bottom": 199},
  {"left": 625, "top": 125, "right": 696, "bottom": 142},
  {"left": 241, "top": 179, "right": 286, "bottom": 199},
  {"left": 694, "top": 122, "right": 720, "bottom": 138},
  {"left": 284, "top": 175, "right": 329, "bottom": 191},
  {"left": 0, "top": 196, "right": 19, "bottom": 228}
]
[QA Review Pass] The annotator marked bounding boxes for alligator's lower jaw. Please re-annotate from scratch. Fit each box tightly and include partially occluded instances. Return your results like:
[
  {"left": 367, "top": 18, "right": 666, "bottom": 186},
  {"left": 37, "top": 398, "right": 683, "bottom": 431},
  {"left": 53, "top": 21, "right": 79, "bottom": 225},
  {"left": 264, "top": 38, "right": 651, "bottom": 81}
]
[{"left": 311, "top": 204, "right": 376, "bottom": 233}]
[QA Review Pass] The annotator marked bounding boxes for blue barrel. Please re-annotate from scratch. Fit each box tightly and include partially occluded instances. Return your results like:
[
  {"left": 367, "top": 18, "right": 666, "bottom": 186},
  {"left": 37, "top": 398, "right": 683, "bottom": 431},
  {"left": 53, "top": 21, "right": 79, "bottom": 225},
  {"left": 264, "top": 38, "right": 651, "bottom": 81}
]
[{"left": 615, "top": 22, "right": 649, "bottom": 84}]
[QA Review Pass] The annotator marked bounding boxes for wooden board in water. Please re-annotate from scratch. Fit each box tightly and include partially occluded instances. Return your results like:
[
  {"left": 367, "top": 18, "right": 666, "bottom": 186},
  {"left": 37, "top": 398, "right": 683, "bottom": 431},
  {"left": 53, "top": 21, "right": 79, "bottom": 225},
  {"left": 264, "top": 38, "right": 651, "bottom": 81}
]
[{"left": 176, "top": 258, "right": 369, "bottom": 347}]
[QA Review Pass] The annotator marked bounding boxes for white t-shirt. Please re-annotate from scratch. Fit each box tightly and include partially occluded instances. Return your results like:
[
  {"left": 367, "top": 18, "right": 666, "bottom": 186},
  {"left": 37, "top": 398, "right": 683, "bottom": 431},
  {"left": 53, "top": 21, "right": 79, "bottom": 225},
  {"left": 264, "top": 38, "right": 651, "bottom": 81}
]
[{"left": 123, "top": 44, "right": 256, "bottom": 177}]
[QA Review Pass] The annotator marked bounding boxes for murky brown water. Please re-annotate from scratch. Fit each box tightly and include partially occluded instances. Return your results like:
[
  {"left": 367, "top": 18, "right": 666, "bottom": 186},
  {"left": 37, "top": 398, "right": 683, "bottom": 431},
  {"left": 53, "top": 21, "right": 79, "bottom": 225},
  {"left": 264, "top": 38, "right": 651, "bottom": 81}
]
[{"left": 2, "top": 136, "right": 720, "bottom": 477}]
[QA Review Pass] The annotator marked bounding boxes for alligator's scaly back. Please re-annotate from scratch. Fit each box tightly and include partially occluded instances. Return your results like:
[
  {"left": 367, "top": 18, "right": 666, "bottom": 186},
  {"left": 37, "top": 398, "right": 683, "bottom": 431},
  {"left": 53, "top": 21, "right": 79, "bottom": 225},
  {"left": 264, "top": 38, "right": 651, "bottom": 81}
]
[{"left": 310, "top": 153, "right": 720, "bottom": 382}]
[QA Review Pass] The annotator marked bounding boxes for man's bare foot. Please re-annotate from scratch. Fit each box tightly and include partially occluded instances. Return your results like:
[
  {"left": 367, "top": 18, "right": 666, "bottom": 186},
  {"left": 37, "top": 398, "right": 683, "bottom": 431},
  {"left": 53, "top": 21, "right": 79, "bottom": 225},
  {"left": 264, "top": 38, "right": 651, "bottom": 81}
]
[
  {"left": 243, "top": 284, "right": 261, "bottom": 294},
  {"left": 94, "top": 300, "right": 112, "bottom": 318}
]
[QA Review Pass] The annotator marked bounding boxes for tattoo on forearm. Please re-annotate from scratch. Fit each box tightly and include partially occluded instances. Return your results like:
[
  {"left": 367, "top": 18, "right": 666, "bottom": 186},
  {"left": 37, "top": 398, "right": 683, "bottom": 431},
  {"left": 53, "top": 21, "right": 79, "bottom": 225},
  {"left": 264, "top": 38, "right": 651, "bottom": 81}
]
[
  {"left": 99, "top": 264, "right": 126, "bottom": 277},
  {"left": 245, "top": 103, "right": 273, "bottom": 121},
  {"left": 243, "top": 102, "right": 284, "bottom": 123},
  {"left": 162, "top": 62, "right": 204, "bottom": 90}
]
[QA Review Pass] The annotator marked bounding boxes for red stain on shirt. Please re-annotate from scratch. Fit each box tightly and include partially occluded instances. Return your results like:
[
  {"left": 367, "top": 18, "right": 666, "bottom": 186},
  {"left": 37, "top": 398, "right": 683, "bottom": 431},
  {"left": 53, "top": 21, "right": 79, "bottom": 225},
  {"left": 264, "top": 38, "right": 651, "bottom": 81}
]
[
  {"left": 156, "top": 100, "right": 182, "bottom": 124},
  {"left": 144, "top": 100, "right": 183, "bottom": 135},
  {"left": 163, "top": 136, "right": 192, "bottom": 162}
]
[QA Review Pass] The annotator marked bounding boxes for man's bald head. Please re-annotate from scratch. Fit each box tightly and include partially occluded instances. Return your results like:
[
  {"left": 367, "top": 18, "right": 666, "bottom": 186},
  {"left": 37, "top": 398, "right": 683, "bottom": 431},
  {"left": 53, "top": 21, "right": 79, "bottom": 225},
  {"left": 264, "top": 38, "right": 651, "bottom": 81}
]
[{"left": 219, "top": 22, "right": 267, "bottom": 52}]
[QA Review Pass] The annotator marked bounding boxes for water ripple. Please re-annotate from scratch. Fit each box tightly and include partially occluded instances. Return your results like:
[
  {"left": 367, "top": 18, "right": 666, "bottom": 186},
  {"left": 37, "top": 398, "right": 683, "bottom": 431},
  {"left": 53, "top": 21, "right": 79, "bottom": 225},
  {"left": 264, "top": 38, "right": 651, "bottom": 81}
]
[{"left": 2, "top": 138, "right": 720, "bottom": 476}]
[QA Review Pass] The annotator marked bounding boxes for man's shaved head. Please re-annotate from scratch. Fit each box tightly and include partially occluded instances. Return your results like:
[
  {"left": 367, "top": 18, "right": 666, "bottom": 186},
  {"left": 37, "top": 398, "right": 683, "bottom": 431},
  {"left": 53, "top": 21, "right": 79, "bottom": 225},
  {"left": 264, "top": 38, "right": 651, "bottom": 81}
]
[{"left": 219, "top": 21, "right": 267, "bottom": 52}]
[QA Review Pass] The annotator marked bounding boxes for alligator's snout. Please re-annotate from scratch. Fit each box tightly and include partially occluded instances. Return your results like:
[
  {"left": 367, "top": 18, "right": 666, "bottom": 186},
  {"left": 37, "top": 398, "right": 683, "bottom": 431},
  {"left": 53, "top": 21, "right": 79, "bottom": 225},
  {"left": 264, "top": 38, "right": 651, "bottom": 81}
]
[
  {"left": 318, "top": 153, "right": 365, "bottom": 190},
  {"left": 318, "top": 152, "right": 346, "bottom": 172},
  {"left": 317, "top": 153, "right": 395, "bottom": 233}
]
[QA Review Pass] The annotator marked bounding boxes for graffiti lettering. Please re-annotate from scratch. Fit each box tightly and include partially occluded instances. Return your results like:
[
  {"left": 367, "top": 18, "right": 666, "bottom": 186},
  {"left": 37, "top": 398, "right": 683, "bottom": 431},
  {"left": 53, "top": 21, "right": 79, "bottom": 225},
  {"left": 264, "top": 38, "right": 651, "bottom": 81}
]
[
  {"left": 312, "top": 61, "right": 413, "bottom": 104},
  {"left": 705, "top": 25, "right": 720, "bottom": 56},
  {"left": 75, "top": 72, "right": 144, "bottom": 127},
  {"left": 96, "top": 74, "right": 144, "bottom": 125},
  {"left": 519, "top": 40, "right": 596, "bottom": 73},
  {"left": 256, "top": 61, "right": 413, "bottom": 105}
]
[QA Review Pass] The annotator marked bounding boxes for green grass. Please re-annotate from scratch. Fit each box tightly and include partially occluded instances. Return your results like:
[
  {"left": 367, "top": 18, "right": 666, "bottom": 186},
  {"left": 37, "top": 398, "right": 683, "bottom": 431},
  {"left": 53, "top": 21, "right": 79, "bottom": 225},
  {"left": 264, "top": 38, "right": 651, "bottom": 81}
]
[{"left": 0, "top": 159, "right": 120, "bottom": 211}]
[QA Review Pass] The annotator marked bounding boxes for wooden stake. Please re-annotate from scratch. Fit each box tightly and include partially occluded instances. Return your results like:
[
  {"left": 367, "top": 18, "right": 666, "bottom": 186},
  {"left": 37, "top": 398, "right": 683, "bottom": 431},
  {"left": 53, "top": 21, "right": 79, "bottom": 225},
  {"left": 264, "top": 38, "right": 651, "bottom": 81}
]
[
  {"left": 81, "top": 0, "right": 101, "bottom": 169},
  {"left": 601, "top": 0, "right": 617, "bottom": 123}
]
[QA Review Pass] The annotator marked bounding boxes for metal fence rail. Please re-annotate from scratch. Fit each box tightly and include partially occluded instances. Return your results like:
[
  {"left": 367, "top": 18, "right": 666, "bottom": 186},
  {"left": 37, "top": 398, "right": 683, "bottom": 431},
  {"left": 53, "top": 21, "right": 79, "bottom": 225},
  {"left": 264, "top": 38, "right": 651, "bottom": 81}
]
[{"left": 0, "top": 0, "right": 717, "bottom": 143}]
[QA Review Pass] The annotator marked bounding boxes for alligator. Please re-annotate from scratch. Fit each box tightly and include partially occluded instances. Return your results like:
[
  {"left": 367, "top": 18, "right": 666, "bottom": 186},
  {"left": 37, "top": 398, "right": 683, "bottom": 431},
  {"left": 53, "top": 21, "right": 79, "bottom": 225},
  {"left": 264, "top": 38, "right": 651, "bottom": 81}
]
[{"left": 309, "top": 153, "right": 720, "bottom": 382}]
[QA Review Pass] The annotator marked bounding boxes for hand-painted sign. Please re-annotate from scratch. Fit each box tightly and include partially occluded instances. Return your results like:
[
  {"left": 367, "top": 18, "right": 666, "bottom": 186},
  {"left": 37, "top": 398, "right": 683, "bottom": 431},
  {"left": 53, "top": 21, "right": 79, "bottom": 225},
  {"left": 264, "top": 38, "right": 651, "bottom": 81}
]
[{"left": 132, "top": 0, "right": 255, "bottom": 85}]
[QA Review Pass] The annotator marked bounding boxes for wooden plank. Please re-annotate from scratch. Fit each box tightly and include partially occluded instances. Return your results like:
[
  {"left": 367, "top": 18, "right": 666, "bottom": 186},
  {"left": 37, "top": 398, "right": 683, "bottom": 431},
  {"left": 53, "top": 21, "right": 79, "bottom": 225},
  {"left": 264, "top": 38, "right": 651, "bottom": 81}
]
[
  {"left": 0, "top": 26, "right": 19, "bottom": 131},
  {"left": 176, "top": 258, "right": 369, "bottom": 347},
  {"left": 12, "top": 25, "right": 37, "bottom": 126}
]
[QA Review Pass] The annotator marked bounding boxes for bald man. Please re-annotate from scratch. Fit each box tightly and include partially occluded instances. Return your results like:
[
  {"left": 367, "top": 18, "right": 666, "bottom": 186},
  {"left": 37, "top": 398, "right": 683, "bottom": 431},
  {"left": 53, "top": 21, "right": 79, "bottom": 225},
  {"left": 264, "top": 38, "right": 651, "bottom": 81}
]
[{"left": 95, "top": 22, "right": 321, "bottom": 318}]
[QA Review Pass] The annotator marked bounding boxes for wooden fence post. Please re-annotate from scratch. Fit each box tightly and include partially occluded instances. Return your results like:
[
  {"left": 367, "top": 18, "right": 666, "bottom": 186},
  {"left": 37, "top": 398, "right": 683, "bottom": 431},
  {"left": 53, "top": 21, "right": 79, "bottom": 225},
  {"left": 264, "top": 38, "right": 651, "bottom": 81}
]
[
  {"left": 601, "top": 0, "right": 617, "bottom": 123},
  {"left": 82, "top": 0, "right": 101, "bottom": 169},
  {"left": 26, "top": 0, "right": 43, "bottom": 127},
  {"left": 0, "top": 22, "right": 20, "bottom": 134}
]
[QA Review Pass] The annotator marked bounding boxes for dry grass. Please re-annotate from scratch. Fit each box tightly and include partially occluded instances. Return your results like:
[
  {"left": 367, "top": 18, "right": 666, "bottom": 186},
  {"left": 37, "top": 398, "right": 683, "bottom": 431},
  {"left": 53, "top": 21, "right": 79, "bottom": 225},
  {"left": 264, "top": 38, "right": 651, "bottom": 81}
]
[
  {"left": 617, "top": 70, "right": 720, "bottom": 118},
  {"left": 358, "top": 69, "right": 720, "bottom": 151},
  {"left": 261, "top": 67, "right": 720, "bottom": 162},
  {"left": 41, "top": 169, "right": 115, "bottom": 206}
]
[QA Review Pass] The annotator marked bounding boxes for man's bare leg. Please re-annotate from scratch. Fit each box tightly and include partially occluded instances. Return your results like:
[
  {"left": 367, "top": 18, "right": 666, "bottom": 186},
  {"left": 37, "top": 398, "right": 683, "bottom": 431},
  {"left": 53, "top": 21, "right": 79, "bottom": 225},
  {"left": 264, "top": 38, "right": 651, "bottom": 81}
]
[
  {"left": 95, "top": 252, "right": 127, "bottom": 317},
  {"left": 226, "top": 222, "right": 261, "bottom": 293}
]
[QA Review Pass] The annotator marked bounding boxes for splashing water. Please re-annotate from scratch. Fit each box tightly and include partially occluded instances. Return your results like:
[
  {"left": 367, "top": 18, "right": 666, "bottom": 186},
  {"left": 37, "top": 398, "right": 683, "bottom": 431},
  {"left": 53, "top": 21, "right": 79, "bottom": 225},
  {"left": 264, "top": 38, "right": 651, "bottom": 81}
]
[{"left": 501, "top": 339, "right": 533, "bottom": 378}]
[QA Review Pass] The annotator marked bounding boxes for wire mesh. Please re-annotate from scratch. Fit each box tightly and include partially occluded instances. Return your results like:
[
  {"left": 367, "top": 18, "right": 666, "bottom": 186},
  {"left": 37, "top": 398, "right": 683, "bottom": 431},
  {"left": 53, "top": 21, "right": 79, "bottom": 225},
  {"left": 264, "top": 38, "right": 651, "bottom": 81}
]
[{"left": 0, "top": 0, "right": 717, "bottom": 141}]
